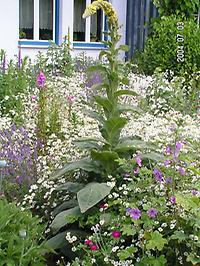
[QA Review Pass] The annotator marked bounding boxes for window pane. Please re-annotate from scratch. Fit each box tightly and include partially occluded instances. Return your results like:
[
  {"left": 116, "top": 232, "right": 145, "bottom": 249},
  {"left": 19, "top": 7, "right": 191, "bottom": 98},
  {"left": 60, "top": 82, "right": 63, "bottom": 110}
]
[
  {"left": 19, "top": 0, "right": 34, "bottom": 39},
  {"left": 73, "top": 0, "right": 86, "bottom": 41},
  {"left": 90, "top": 0, "right": 103, "bottom": 42},
  {"left": 39, "top": 0, "right": 53, "bottom": 40}
]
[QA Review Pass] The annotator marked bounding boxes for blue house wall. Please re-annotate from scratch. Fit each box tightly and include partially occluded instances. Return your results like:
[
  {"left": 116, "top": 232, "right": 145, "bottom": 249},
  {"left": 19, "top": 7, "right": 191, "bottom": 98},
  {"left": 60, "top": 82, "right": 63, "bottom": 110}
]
[{"left": 126, "top": 0, "right": 159, "bottom": 59}]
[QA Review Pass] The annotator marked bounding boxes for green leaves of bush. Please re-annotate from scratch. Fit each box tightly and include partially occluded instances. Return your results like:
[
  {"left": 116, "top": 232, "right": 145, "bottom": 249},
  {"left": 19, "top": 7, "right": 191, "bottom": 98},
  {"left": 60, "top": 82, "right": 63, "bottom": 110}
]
[
  {"left": 137, "top": 16, "right": 200, "bottom": 77},
  {"left": 0, "top": 199, "right": 47, "bottom": 265}
]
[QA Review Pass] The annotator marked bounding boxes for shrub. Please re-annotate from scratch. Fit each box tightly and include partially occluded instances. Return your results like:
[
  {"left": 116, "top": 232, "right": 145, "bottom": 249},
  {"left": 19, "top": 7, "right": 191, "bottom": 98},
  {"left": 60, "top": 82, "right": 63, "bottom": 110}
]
[
  {"left": 136, "top": 16, "right": 200, "bottom": 77},
  {"left": 0, "top": 199, "right": 48, "bottom": 265},
  {"left": 153, "top": 0, "right": 199, "bottom": 18}
]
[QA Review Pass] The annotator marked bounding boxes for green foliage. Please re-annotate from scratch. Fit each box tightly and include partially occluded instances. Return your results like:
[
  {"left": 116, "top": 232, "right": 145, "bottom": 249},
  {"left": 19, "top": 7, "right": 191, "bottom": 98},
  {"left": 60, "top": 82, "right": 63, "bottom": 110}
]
[
  {"left": 0, "top": 53, "right": 35, "bottom": 123},
  {"left": 153, "top": 0, "right": 199, "bottom": 17},
  {"left": 141, "top": 70, "right": 200, "bottom": 115},
  {"left": 0, "top": 199, "right": 48, "bottom": 265},
  {"left": 36, "top": 36, "right": 74, "bottom": 77},
  {"left": 77, "top": 182, "right": 112, "bottom": 213},
  {"left": 136, "top": 16, "right": 200, "bottom": 77}
]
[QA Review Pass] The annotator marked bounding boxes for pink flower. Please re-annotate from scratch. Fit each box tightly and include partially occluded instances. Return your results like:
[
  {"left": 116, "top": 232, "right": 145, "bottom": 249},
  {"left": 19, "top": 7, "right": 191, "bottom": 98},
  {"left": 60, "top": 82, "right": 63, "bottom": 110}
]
[
  {"left": 31, "top": 95, "right": 37, "bottom": 101},
  {"left": 36, "top": 71, "right": 46, "bottom": 87},
  {"left": 90, "top": 244, "right": 98, "bottom": 250},
  {"left": 112, "top": 231, "right": 121, "bottom": 238},
  {"left": 84, "top": 239, "right": 92, "bottom": 245},
  {"left": 133, "top": 168, "right": 139, "bottom": 174},
  {"left": 99, "top": 203, "right": 108, "bottom": 210},
  {"left": 136, "top": 155, "right": 142, "bottom": 167},
  {"left": 67, "top": 95, "right": 74, "bottom": 104}
]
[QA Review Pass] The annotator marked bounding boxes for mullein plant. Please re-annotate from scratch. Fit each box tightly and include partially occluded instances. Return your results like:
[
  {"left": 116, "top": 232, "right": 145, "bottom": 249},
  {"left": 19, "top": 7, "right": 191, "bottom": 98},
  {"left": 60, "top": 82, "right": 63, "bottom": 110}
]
[{"left": 48, "top": 0, "right": 161, "bottom": 253}]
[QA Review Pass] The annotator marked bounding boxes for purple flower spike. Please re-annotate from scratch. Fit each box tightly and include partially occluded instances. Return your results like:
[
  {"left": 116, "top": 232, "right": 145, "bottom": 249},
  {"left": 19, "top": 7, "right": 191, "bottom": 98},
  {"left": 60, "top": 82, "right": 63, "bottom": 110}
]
[
  {"left": 127, "top": 208, "right": 141, "bottom": 220},
  {"left": 2, "top": 54, "right": 6, "bottom": 73},
  {"left": 176, "top": 142, "right": 182, "bottom": 152},
  {"left": 170, "top": 196, "right": 176, "bottom": 204},
  {"left": 153, "top": 168, "right": 163, "bottom": 182},
  {"left": 18, "top": 49, "right": 22, "bottom": 69},
  {"left": 36, "top": 71, "right": 46, "bottom": 87},
  {"left": 136, "top": 155, "right": 142, "bottom": 167},
  {"left": 178, "top": 167, "right": 185, "bottom": 176},
  {"left": 164, "top": 160, "right": 171, "bottom": 167},
  {"left": 165, "top": 177, "right": 172, "bottom": 184},
  {"left": 147, "top": 208, "right": 158, "bottom": 218},
  {"left": 166, "top": 145, "right": 171, "bottom": 154}
]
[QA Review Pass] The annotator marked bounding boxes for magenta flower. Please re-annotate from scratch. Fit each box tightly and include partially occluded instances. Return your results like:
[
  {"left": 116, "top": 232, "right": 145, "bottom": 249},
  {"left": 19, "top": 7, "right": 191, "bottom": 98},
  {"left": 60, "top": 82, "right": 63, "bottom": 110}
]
[
  {"left": 153, "top": 168, "right": 163, "bottom": 182},
  {"left": 99, "top": 203, "right": 108, "bottom": 210},
  {"left": 36, "top": 71, "right": 46, "bottom": 87},
  {"left": 133, "top": 168, "right": 139, "bottom": 174},
  {"left": 170, "top": 196, "right": 176, "bottom": 204},
  {"left": 178, "top": 167, "right": 185, "bottom": 176},
  {"left": 136, "top": 155, "right": 142, "bottom": 167},
  {"left": 84, "top": 239, "right": 92, "bottom": 245},
  {"left": 31, "top": 95, "right": 37, "bottom": 101},
  {"left": 127, "top": 208, "right": 141, "bottom": 220},
  {"left": 147, "top": 208, "right": 158, "bottom": 218},
  {"left": 90, "top": 244, "right": 98, "bottom": 250},
  {"left": 112, "top": 231, "right": 121, "bottom": 238}
]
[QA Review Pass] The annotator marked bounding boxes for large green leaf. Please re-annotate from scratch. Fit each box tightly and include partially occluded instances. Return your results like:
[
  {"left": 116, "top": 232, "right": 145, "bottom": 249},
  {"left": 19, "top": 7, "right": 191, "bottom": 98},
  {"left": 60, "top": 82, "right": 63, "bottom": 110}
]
[
  {"left": 94, "top": 96, "right": 113, "bottom": 113},
  {"left": 52, "top": 199, "right": 78, "bottom": 216},
  {"left": 102, "top": 117, "right": 128, "bottom": 144},
  {"left": 77, "top": 182, "right": 112, "bottom": 213},
  {"left": 115, "top": 139, "right": 156, "bottom": 152},
  {"left": 50, "top": 206, "right": 82, "bottom": 232},
  {"left": 91, "top": 150, "right": 119, "bottom": 172},
  {"left": 74, "top": 137, "right": 107, "bottom": 150},
  {"left": 118, "top": 104, "right": 141, "bottom": 114},
  {"left": 114, "top": 89, "right": 138, "bottom": 98},
  {"left": 83, "top": 109, "right": 104, "bottom": 123},
  {"left": 51, "top": 158, "right": 100, "bottom": 179},
  {"left": 55, "top": 182, "right": 85, "bottom": 193},
  {"left": 146, "top": 231, "right": 168, "bottom": 251}
]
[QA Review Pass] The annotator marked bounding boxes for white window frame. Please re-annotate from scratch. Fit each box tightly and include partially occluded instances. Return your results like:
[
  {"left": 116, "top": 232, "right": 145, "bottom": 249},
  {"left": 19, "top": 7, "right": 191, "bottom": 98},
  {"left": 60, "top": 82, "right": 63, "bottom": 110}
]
[
  {"left": 19, "top": 0, "right": 56, "bottom": 41},
  {"left": 73, "top": 0, "right": 106, "bottom": 43}
]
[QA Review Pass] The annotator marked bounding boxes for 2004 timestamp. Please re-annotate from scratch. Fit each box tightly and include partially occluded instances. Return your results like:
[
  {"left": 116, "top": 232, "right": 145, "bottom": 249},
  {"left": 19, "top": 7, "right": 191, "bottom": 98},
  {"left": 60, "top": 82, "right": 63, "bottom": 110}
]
[{"left": 176, "top": 22, "right": 184, "bottom": 62}]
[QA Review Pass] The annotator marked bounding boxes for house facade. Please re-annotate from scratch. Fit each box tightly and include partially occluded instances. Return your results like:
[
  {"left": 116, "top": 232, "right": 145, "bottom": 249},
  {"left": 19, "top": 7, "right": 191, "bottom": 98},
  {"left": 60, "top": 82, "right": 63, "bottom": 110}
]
[{"left": 0, "top": 0, "right": 127, "bottom": 60}]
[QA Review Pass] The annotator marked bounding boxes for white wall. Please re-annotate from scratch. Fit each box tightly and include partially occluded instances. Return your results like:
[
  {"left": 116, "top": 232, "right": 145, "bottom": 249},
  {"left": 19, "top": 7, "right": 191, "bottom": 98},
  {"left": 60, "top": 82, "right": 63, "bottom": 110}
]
[
  {"left": 0, "top": 0, "right": 19, "bottom": 58},
  {"left": 111, "top": 0, "right": 127, "bottom": 46},
  {"left": 0, "top": 0, "right": 127, "bottom": 61}
]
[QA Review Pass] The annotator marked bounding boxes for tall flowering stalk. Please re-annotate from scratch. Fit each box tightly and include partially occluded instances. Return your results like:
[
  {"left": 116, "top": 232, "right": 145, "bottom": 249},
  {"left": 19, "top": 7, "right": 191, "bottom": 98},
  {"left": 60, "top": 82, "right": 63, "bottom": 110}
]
[{"left": 36, "top": 71, "right": 47, "bottom": 148}]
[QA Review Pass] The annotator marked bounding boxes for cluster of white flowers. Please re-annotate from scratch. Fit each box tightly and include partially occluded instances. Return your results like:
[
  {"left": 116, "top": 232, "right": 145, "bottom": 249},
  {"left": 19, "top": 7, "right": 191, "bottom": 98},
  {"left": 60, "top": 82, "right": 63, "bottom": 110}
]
[{"left": 66, "top": 232, "right": 77, "bottom": 243}]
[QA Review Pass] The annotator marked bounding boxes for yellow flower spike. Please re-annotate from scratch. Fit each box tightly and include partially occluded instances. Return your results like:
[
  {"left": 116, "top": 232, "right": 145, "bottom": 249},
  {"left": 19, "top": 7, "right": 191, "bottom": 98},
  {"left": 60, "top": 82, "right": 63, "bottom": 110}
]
[{"left": 82, "top": 0, "right": 119, "bottom": 30}]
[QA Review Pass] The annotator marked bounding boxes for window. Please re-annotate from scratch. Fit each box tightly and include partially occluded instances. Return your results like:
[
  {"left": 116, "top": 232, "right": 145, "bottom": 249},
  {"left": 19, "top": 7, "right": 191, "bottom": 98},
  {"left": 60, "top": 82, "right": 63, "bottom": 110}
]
[
  {"left": 73, "top": 0, "right": 104, "bottom": 43},
  {"left": 19, "top": 0, "right": 54, "bottom": 41}
]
